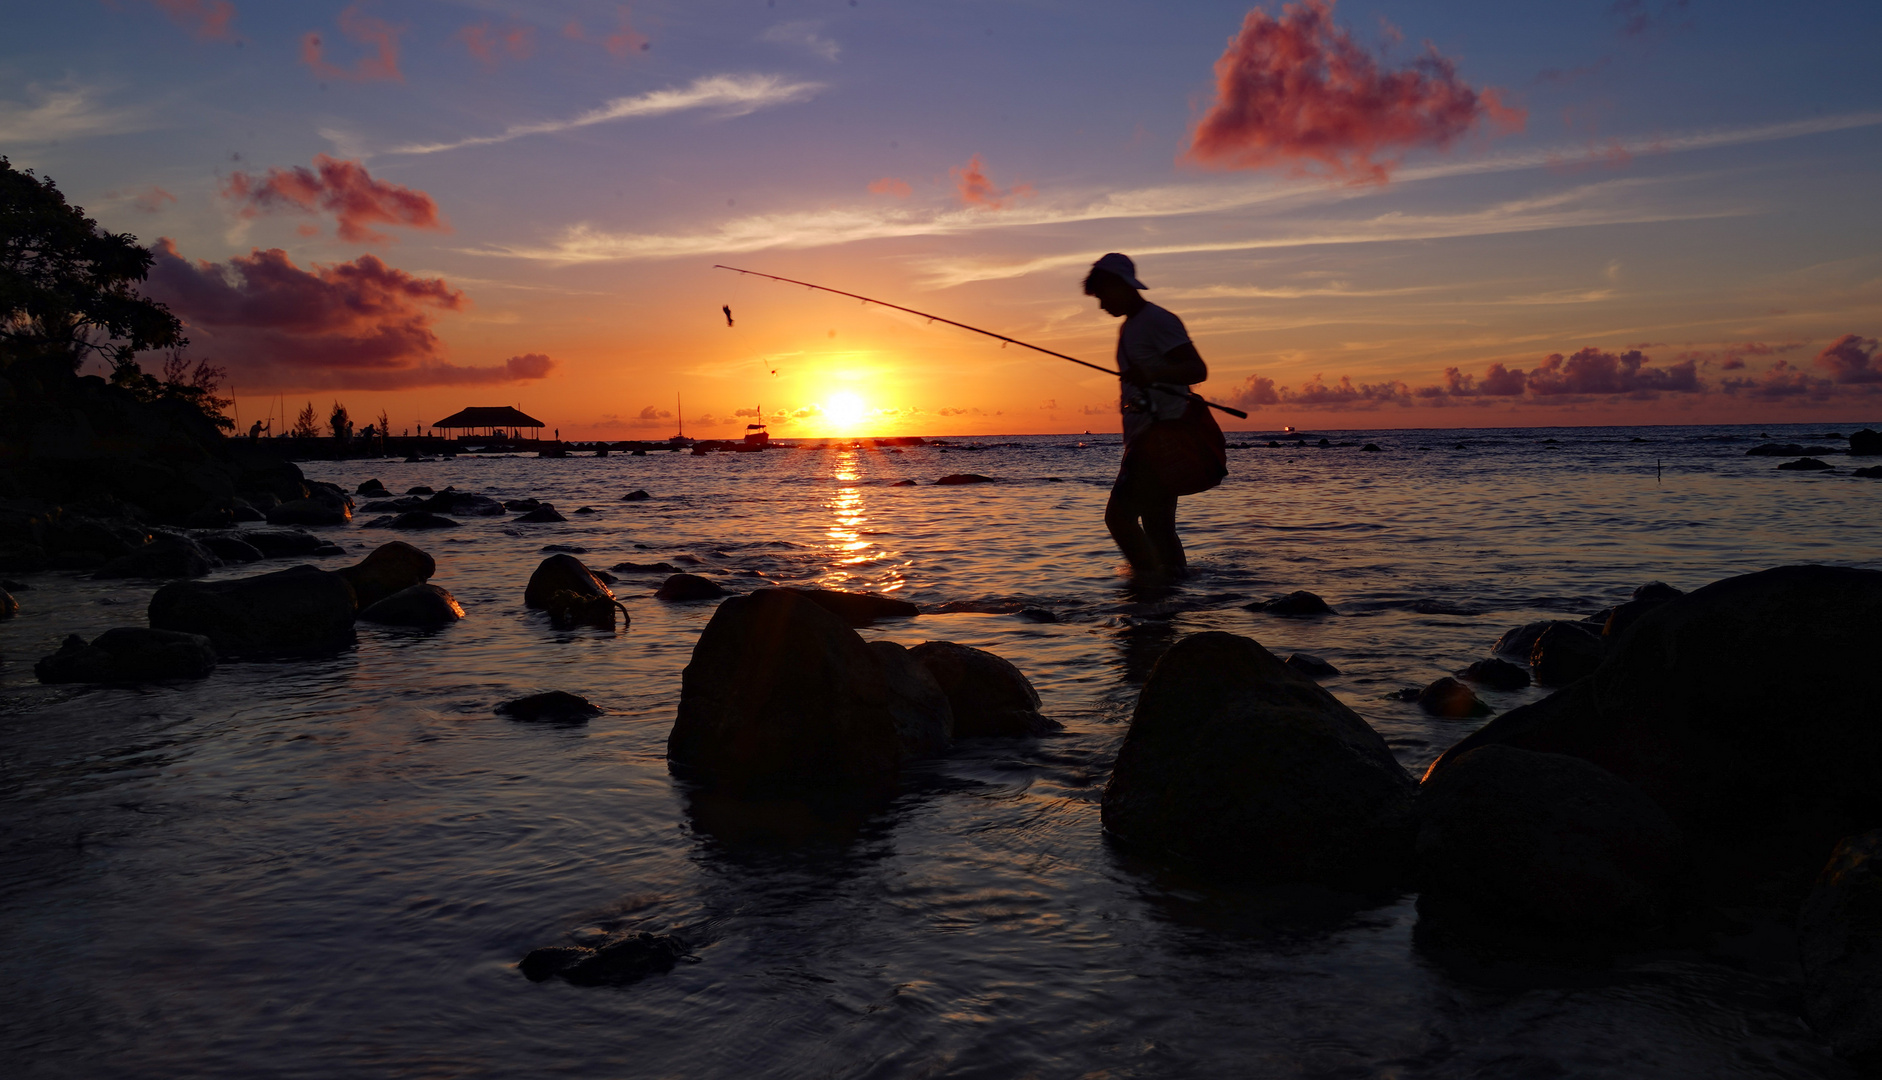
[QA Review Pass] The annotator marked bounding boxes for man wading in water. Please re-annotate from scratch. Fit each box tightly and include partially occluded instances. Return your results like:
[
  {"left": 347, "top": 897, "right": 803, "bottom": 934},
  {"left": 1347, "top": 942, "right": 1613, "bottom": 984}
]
[{"left": 1085, "top": 252, "right": 1226, "bottom": 578}]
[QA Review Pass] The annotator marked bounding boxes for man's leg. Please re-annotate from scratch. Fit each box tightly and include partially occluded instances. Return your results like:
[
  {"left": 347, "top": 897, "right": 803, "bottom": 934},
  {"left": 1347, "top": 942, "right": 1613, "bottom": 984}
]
[
  {"left": 1140, "top": 493, "right": 1185, "bottom": 573},
  {"left": 1105, "top": 475, "right": 1159, "bottom": 573}
]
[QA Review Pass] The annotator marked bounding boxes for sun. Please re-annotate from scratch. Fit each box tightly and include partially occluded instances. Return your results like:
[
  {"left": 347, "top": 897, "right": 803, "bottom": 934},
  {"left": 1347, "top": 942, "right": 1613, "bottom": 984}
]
[{"left": 824, "top": 391, "right": 867, "bottom": 430}]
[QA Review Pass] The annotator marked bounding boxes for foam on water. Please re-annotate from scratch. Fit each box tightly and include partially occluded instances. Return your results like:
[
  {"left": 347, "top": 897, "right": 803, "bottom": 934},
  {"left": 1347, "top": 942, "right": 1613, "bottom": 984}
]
[{"left": 1, "top": 422, "right": 1876, "bottom": 1077}]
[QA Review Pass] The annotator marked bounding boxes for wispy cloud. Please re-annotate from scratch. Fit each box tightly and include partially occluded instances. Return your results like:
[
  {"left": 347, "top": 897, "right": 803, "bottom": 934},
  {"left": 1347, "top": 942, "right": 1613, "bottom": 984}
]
[
  {"left": 762, "top": 21, "right": 839, "bottom": 62},
  {"left": 385, "top": 74, "right": 823, "bottom": 156},
  {"left": 0, "top": 84, "right": 145, "bottom": 143}
]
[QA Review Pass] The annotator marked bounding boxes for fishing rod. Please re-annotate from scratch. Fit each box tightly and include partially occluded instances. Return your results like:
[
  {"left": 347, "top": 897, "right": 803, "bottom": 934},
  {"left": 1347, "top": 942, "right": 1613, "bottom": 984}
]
[{"left": 712, "top": 264, "right": 1250, "bottom": 420}]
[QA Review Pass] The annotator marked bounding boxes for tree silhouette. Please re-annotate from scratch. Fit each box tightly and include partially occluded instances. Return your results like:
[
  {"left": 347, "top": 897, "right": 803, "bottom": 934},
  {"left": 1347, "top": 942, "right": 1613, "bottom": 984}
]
[
  {"left": 329, "top": 401, "right": 352, "bottom": 441},
  {"left": 291, "top": 401, "right": 321, "bottom": 439}
]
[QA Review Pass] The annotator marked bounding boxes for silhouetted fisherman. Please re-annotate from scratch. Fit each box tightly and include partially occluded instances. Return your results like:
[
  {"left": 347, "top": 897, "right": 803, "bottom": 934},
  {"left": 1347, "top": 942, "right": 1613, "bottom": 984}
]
[{"left": 1084, "top": 253, "right": 1226, "bottom": 578}]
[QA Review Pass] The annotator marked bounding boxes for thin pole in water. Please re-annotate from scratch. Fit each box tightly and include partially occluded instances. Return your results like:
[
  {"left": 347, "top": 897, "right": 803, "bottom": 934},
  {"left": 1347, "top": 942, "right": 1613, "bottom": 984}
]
[{"left": 712, "top": 264, "right": 1251, "bottom": 420}]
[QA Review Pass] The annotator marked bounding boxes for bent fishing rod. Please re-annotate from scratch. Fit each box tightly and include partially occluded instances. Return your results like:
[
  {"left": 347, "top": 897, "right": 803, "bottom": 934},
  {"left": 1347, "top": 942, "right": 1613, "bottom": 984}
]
[{"left": 712, "top": 264, "right": 1250, "bottom": 420}]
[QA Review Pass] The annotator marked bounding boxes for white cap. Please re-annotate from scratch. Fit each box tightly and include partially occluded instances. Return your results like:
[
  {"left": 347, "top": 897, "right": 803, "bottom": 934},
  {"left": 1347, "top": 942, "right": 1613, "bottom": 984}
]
[{"left": 1092, "top": 252, "right": 1147, "bottom": 289}]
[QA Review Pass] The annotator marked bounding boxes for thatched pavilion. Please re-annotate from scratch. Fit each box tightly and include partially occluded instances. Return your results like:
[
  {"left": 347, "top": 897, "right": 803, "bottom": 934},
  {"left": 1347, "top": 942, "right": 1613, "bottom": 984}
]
[{"left": 432, "top": 406, "right": 547, "bottom": 440}]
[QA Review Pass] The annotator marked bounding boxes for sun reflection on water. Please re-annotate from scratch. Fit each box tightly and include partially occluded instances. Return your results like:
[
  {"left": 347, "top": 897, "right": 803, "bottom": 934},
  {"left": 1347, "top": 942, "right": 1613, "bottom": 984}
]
[{"left": 821, "top": 447, "right": 908, "bottom": 594}]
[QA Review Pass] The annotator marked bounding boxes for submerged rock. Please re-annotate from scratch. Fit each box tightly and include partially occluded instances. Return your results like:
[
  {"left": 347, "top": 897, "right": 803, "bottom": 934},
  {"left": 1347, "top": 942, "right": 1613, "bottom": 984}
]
[
  {"left": 1457, "top": 656, "right": 1529, "bottom": 690},
  {"left": 1779, "top": 458, "right": 1834, "bottom": 471},
  {"left": 1415, "top": 746, "right": 1684, "bottom": 933},
  {"left": 781, "top": 587, "right": 920, "bottom": 627},
  {"left": 425, "top": 491, "right": 506, "bottom": 517},
  {"left": 514, "top": 505, "right": 568, "bottom": 523},
  {"left": 336, "top": 541, "right": 435, "bottom": 611},
  {"left": 1417, "top": 676, "right": 1492, "bottom": 718},
  {"left": 34, "top": 627, "right": 218, "bottom": 683},
  {"left": 621, "top": 489, "right": 651, "bottom": 501},
  {"left": 908, "top": 640, "right": 1057, "bottom": 738},
  {"left": 359, "top": 497, "right": 427, "bottom": 513},
  {"left": 93, "top": 534, "right": 218, "bottom": 580},
  {"left": 1017, "top": 607, "right": 1058, "bottom": 623},
  {"left": 266, "top": 493, "right": 351, "bottom": 526},
  {"left": 1100, "top": 631, "right": 1416, "bottom": 889},
  {"left": 366, "top": 511, "right": 459, "bottom": 530},
  {"left": 197, "top": 534, "right": 263, "bottom": 564},
  {"left": 890, "top": 479, "right": 918, "bottom": 487},
  {"left": 655, "top": 573, "right": 728, "bottom": 601},
  {"left": 525, "top": 554, "right": 627, "bottom": 629},
  {"left": 358, "top": 584, "right": 463, "bottom": 626},
  {"left": 237, "top": 527, "right": 327, "bottom": 559},
  {"left": 1800, "top": 830, "right": 1882, "bottom": 1068},
  {"left": 498, "top": 690, "right": 603, "bottom": 724},
  {"left": 519, "top": 931, "right": 691, "bottom": 986},
  {"left": 149, "top": 565, "right": 356, "bottom": 656},
  {"left": 356, "top": 478, "right": 389, "bottom": 496},
  {"left": 1529, "top": 622, "right": 1602, "bottom": 686},
  {"left": 611, "top": 561, "right": 679, "bottom": 575},
  {"left": 1284, "top": 652, "right": 1339, "bottom": 679},
  {"left": 934, "top": 473, "right": 996, "bottom": 485},
  {"left": 1245, "top": 590, "right": 1334, "bottom": 617}
]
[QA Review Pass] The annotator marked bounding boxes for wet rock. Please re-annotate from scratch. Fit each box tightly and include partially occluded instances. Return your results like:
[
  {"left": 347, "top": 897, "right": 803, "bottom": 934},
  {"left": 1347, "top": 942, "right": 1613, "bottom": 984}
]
[
  {"left": 621, "top": 490, "right": 651, "bottom": 501},
  {"left": 356, "top": 479, "right": 389, "bottom": 496},
  {"left": 425, "top": 491, "right": 506, "bottom": 517},
  {"left": 360, "top": 497, "right": 427, "bottom": 513},
  {"left": 335, "top": 541, "right": 435, "bottom": 610},
  {"left": 197, "top": 534, "right": 263, "bottom": 564},
  {"left": 230, "top": 504, "right": 265, "bottom": 523},
  {"left": 1361, "top": 443, "right": 1382, "bottom": 452},
  {"left": 574, "top": 507, "right": 596, "bottom": 515},
  {"left": 93, "top": 534, "right": 218, "bottom": 580},
  {"left": 541, "top": 544, "right": 587, "bottom": 554},
  {"left": 266, "top": 493, "right": 351, "bottom": 526},
  {"left": 656, "top": 573, "right": 728, "bottom": 602},
  {"left": 1603, "top": 585, "right": 1684, "bottom": 638},
  {"left": 241, "top": 528, "right": 326, "bottom": 558},
  {"left": 1747, "top": 443, "right": 1834, "bottom": 457},
  {"left": 908, "top": 640, "right": 1057, "bottom": 738},
  {"left": 1425, "top": 565, "right": 1882, "bottom": 905},
  {"left": 1779, "top": 458, "right": 1834, "bottom": 471},
  {"left": 1017, "top": 607, "right": 1058, "bottom": 623},
  {"left": 1856, "top": 466, "right": 1882, "bottom": 479},
  {"left": 1284, "top": 652, "right": 1339, "bottom": 679},
  {"left": 869, "top": 641, "right": 954, "bottom": 757},
  {"left": 1849, "top": 429, "right": 1882, "bottom": 456},
  {"left": 1529, "top": 622, "right": 1602, "bottom": 686},
  {"left": 519, "top": 932, "right": 691, "bottom": 986},
  {"left": 1417, "top": 676, "right": 1492, "bottom": 718},
  {"left": 498, "top": 690, "right": 603, "bottom": 724},
  {"left": 1457, "top": 657, "right": 1529, "bottom": 691},
  {"left": 503, "top": 499, "right": 542, "bottom": 512},
  {"left": 366, "top": 511, "right": 459, "bottom": 530},
  {"left": 358, "top": 584, "right": 462, "bottom": 627},
  {"left": 1492, "top": 619, "right": 1576, "bottom": 659},
  {"left": 781, "top": 587, "right": 920, "bottom": 627},
  {"left": 1101, "top": 631, "right": 1416, "bottom": 889},
  {"left": 514, "top": 505, "right": 568, "bottom": 523},
  {"left": 667, "top": 589, "right": 933, "bottom": 794},
  {"left": 890, "top": 479, "right": 918, "bottom": 487},
  {"left": 406, "top": 486, "right": 434, "bottom": 495},
  {"left": 34, "top": 627, "right": 218, "bottom": 683},
  {"left": 934, "top": 473, "right": 996, "bottom": 485},
  {"left": 1415, "top": 746, "right": 1684, "bottom": 933},
  {"left": 525, "top": 554, "right": 627, "bottom": 629},
  {"left": 1800, "top": 830, "right": 1882, "bottom": 1067},
  {"left": 149, "top": 565, "right": 357, "bottom": 656},
  {"left": 1245, "top": 590, "right": 1334, "bottom": 617},
  {"left": 0, "top": 589, "right": 15, "bottom": 619},
  {"left": 1633, "top": 581, "right": 1684, "bottom": 602},
  {"left": 611, "top": 561, "right": 678, "bottom": 575}
]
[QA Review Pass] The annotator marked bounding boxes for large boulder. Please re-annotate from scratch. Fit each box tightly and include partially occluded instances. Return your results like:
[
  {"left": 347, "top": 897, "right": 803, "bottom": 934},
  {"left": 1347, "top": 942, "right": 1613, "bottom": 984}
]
[
  {"left": 1424, "top": 565, "right": 1882, "bottom": 904},
  {"left": 148, "top": 565, "right": 357, "bottom": 655},
  {"left": 92, "top": 534, "right": 218, "bottom": 580},
  {"left": 1800, "top": 830, "right": 1882, "bottom": 1068},
  {"left": 667, "top": 589, "right": 946, "bottom": 794},
  {"left": 780, "top": 587, "right": 919, "bottom": 626},
  {"left": 34, "top": 627, "right": 218, "bottom": 683},
  {"left": 337, "top": 541, "right": 436, "bottom": 610},
  {"left": 1528, "top": 621, "right": 1603, "bottom": 685},
  {"left": 1415, "top": 746, "right": 1684, "bottom": 933},
  {"left": 358, "top": 584, "right": 463, "bottom": 627},
  {"left": 525, "top": 553, "right": 627, "bottom": 629},
  {"left": 1850, "top": 429, "right": 1882, "bottom": 456},
  {"left": 908, "top": 640, "right": 1057, "bottom": 737},
  {"left": 1100, "top": 631, "right": 1416, "bottom": 889},
  {"left": 655, "top": 573, "right": 728, "bottom": 601},
  {"left": 868, "top": 641, "right": 954, "bottom": 758}
]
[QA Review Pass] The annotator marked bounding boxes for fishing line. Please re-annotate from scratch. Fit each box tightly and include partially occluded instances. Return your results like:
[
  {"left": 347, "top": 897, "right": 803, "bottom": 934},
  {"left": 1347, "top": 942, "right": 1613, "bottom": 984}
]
[{"left": 712, "top": 264, "right": 1250, "bottom": 419}]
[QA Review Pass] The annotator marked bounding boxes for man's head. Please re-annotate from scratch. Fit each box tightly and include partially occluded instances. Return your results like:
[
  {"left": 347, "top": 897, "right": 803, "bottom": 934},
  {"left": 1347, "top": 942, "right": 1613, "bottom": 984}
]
[{"left": 1084, "top": 252, "right": 1148, "bottom": 318}]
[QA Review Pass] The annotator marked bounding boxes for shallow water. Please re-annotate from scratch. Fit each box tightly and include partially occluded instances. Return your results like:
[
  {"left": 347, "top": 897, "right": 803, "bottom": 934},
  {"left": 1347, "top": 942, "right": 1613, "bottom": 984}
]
[{"left": 3, "top": 422, "right": 1878, "bottom": 1078}]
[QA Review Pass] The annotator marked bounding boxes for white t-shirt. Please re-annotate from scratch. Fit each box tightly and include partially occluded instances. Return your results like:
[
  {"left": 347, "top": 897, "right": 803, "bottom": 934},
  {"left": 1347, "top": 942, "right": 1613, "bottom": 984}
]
[{"left": 1116, "top": 302, "right": 1194, "bottom": 444}]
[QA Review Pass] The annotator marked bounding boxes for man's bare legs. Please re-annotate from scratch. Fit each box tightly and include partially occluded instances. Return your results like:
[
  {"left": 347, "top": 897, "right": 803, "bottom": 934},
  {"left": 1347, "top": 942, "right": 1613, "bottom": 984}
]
[{"left": 1105, "top": 483, "right": 1185, "bottom": 577}]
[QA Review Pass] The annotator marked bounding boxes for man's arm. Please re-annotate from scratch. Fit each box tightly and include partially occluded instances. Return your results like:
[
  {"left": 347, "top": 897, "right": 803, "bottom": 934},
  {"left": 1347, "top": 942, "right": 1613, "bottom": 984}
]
[{"left": 1125, "top": 341, "right": 1207, "bottom": 387}]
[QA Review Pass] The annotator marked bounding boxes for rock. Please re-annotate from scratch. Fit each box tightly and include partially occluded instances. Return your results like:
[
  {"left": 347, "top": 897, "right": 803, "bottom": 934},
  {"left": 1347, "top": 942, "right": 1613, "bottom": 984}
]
[
  {"left": 869, "top": 641, "right": 954, "bottom": 757},
  {"left": 266, "top": 494, "right": 351, "bottom": 526},
  {"left": 1855, "top": 466, "right": 1882, "bottom": 479},
  {"left": 519, "top": 931, "right": 691, "bottom": 986},
  {"left": 1747, "top": 443, "right": 1833, "bottom": 457},
  {"left": 1361, "top": 443, "right": 1382, "bottom": 452},
  {"left": 358, "top": 584, "right": 462, "bottom": 626},
  {"left": 240, "top": 528, "right": 325, "bottom": 558},
  {"left": 93, "top": 534, "right": 218, "bottom": 580},
  {"left": 1415, "top": 746, "right": 1684, "bottom": 933},
  {"left": 1245, "top": 590, "right": 1334, "bottom": 617},
  {"left": 1424, "top": 565, "right": 1882, "bottom": 905},
  {"left": 1100, "top": 631, "right": 1416, "bottom": 889},
  {"left": 611, "top": 561, "right": 678, "bottom": 574},
  {"left": 1779, "top": 457, "right": 1833, "bottom": 471},
  {"left": 908, "top": 640, "right": 1057, "bottom": 738},
  {"left": 1800, "top": 830, "right": 1882, "bottom": 1067},
  {"left": 891, "top": 479, "right": 918, "bottom": 487},
  {"left": 503, "top": 499, "right": 542, "bottom": 512},
  {"left": 1284, "top": 652, "right": 1339, "bottom": 678},
  {"left": 667, "top": 589, "right": 935, "bottom": 794},
  {"left": 1491, "top": 619, "right": 1559, "bottom": 658},
  {"left": 366, "top": 511, "right": 459, "bottom": 530},
  {"left": 356, "top": 479, "right": 389, "bottom": 496},
  {"left": 525, "top": 554, "right": 627, "bottom": 629},
  {"left": 1850, "top": 429, "right": 1882, "bottom": 456},
  {"left": 934, "top": 473, "right": 996, "bottom": 485},
  {"left": 1529, "top": 621, "right": 1602, "bottom": 686},
  {"left": 1633, "top": 581, "right": 1684, "bottom": 602},
  {"left": 1017, "top": 607, "right": 1058, "bottom": 623},
  {"left": 621, "top": 490, "right": 651, "bottom": 501},
  {"left": 497, "top": 690, "right": 603, "bottom": 724},
  {"left": 35, "top": 627, "right": 219, "bottom": 683},
  {"left": 197, "top": 534, "right": 263, "bottom": 564},
  {"left": 425, "top": 491, "right": 506, "bottom": 517},
  {"left": 0, "top": 589, "right": 15, "bottom": 619},
  {"left": 149, "top": 565, "right": 357, "bottom": 656},
  {"left": 359, "top": 497, "right": 426, "bottom": 512},
  {"left": 514, "top": 505, "right": 567, "bottom": 523},
  {"left": 230, "top": 504, "right": 265, "bottom": 523},
  {"left": 1457, "top": 656, "right": 1529, "bottom": 691},
  {"left": 540, "top": 544, "right": 587, "bottom": 554},
  {"left": 407, "top": 486, "right": 434, "bottom": 495},
  {"left": 1417, "top": 676, "right": 1492, "bottom": 718},
  {"left": 574, "top": 507, "right": 596, "bottom": 515},
  {"left": 655, "top": 573, "right": 728, "bottom": 601},
  {"left": 312, "top": 542, "right": 346, "bottom": 557},
  {"left": 781, "top": 587, "right": 920, "bottom": 626},
  {"left": 335, "top": 541, "right": 435, "bottom": 610}
]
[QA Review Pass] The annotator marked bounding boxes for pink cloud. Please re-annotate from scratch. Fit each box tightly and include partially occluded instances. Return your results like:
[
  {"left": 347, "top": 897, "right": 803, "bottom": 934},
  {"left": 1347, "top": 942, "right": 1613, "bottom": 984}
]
[
  {"left": 1814, "top": 334, "right": 1882, "bottom": 384},
  {"left": 110, "top": 186, "right": 178, "bottom": 212},
  {"left": 1183, "top": 0, "right": 1524, "bottom": 184},
  {"left": 459, "top": 22, "right": 533, "bottom": 67},
  {"left": 302, "top": 3, "right": 403, "bottom": 83},
  {"left": 605, "top": 7, "right": 651, "bottom": 56},
  {"left": 867, "top": 176, "right": 912, "bottom": 198},
  {"left": 144, "top": 239, "right": 552, "bottom": 391},
  {"left": 138, "top": 0, "right": 237, "bottom": 41},
  {"left": 951, "top": 154, "right": 1033, "bottom": 209},
  {"left": 223, "top": 155, "right": 446, "bottom": 244}
]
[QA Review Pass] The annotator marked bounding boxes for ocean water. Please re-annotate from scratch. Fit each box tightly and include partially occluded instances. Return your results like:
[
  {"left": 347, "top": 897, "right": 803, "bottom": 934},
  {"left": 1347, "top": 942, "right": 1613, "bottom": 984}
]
[{"left": 2, "top": 422, "right": 1878, "bottom": 1078}]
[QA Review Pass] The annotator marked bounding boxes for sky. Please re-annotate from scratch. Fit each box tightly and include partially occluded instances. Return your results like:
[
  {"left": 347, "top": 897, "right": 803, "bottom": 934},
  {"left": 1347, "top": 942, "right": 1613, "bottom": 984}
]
[{"left": 3, "top": 0, "right": 1880, "bottom": 437}]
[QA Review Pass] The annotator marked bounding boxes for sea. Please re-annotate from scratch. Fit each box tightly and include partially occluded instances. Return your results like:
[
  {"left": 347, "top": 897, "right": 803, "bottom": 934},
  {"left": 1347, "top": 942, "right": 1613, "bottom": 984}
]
[{"left": 2, "top": 421, "right": 1878, "bottom": 1079}]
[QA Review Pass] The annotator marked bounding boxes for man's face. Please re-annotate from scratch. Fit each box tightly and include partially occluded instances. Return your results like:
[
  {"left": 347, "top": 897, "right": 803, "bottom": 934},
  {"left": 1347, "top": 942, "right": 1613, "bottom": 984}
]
[{"left": 1092, "top": 278, "right": 1138, "bottom": 317}]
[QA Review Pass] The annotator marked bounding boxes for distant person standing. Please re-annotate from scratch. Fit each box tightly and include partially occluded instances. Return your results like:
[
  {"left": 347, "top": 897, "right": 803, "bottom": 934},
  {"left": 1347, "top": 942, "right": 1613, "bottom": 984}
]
[{"left": 1084, "top": 253, "right": 1226, "bottom": 578}]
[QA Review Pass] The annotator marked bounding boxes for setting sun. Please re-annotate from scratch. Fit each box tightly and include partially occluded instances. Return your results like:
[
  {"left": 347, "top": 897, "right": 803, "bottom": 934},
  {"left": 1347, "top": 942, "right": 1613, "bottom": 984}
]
[{"left": 824, "top": 391, "right": 868, "bottom": 431}]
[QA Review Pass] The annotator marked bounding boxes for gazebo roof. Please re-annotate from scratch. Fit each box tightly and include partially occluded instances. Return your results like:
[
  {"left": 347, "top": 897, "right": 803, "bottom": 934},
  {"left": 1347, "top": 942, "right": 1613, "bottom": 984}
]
[{"left": 433, "top": 406, "right": 546, "bottom": 429}]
